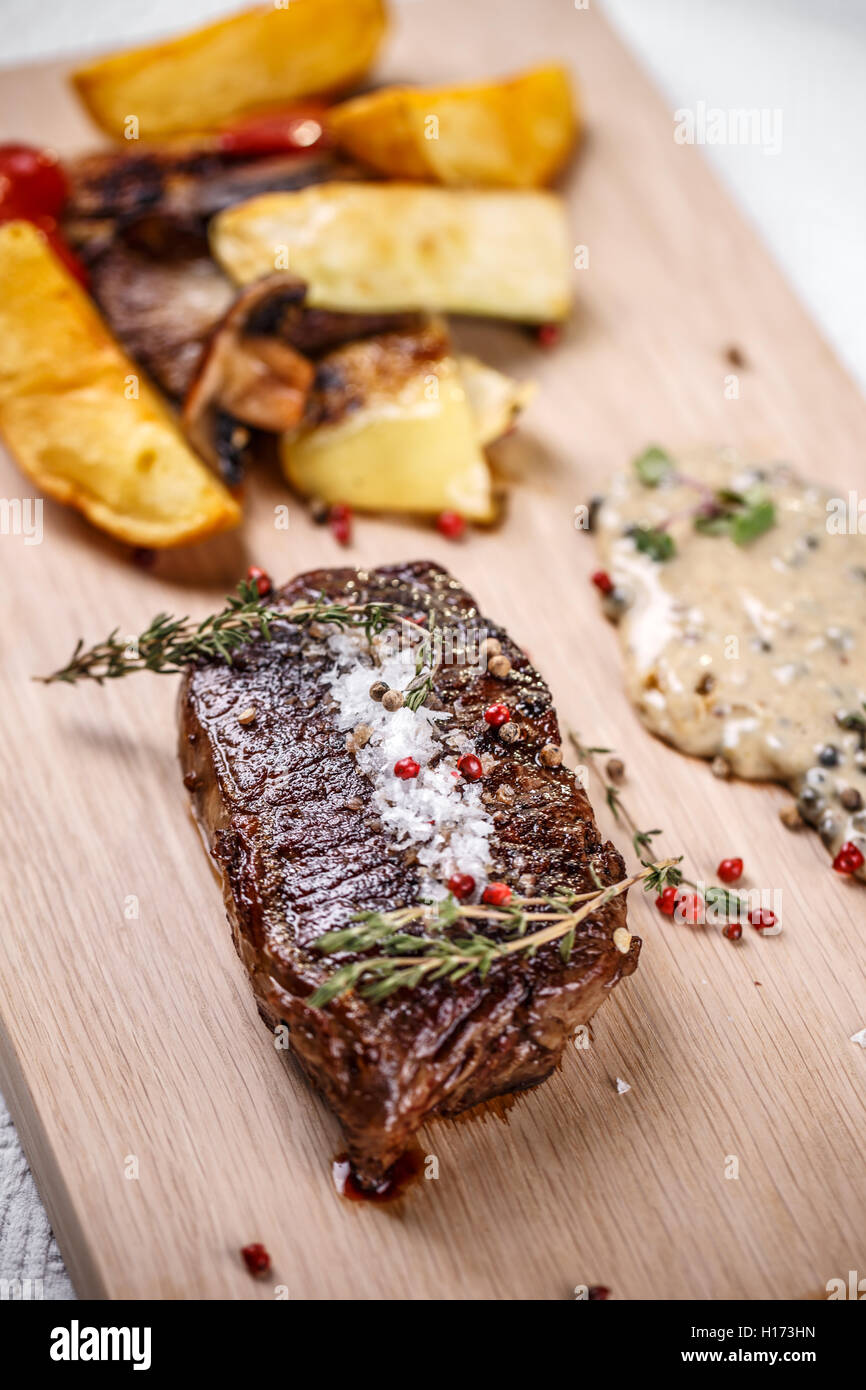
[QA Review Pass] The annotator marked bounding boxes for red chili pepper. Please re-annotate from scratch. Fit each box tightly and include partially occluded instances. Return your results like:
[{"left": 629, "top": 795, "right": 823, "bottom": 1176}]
[
  {"left": 482, "top": 882, "right": 512, "bottom": 907},
  {"left": 591, "top": 570, "right": 614, "bottom": 595},
  {"left": 240, "top": 1243, "right": 271, "bottom": 1276},
  {"left": 457, "top": 753, "right": 483, "bottom": 782},
  {"left": 0, "top": 146, "right": 89, "bottom": 285},
  {"left": 217, "top": 106, "right": 328, "bottom": 157},
  {"left": 447, "top": 874, "right": 475, "bottom": 901}
]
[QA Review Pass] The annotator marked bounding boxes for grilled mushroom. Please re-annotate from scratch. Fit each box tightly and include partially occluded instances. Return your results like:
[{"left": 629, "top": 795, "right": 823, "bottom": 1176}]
[{"left": 182, "top": 274, "right": 314, "bottom": 482}]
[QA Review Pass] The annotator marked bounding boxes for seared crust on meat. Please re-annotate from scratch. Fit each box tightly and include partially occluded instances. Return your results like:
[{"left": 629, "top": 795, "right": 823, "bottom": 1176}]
[{"left": 179, "top": 562, "right": 638, "bottom": 1183}]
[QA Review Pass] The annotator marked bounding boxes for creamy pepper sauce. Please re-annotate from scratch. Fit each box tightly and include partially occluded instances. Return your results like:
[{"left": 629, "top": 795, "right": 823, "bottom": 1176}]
[{"left": 595, "top": 455, "right": 866, "bottom": 877}]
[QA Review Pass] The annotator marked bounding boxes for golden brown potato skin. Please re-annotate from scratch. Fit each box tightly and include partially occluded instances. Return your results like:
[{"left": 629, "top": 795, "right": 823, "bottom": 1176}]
[
  {"left": 281, "top": 324, "right": 496, "bottom": 520},
  {"left": 72, "top": 0, "right": 387, "bottom": 139},
  {"left": 0, "top": 222, "right": 240, "bottom": 548},
  {"left": 329, "top": 65, "right": 578, "bottom": 188}
]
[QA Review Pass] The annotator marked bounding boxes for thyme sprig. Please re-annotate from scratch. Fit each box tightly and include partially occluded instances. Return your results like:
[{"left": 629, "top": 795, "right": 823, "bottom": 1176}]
[
  {"left": 568, "top": 730, "right": 751, "bottom": 920},
  {"left": 38, "top": 582, "right": 434, "bottom": 689},
  {"left": 571, "top": 730, "right": 665, "bottom": 862},
  {"left": 308, "top": 858, "right": 681, "bottom": 1008},
  {"left": 403, "top": 627, "right": 441, "bottom": 712}
]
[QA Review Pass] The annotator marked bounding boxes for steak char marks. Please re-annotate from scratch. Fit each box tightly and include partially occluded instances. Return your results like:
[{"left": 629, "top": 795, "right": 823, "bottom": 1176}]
[{"left": 179, "top": 562, "right": 639, "bottom": 1185}]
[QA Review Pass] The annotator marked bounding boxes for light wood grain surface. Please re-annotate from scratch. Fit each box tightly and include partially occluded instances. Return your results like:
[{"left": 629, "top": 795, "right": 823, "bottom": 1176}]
[{"left": 1, "top": 0, "right": 864, "bottom": 1300}]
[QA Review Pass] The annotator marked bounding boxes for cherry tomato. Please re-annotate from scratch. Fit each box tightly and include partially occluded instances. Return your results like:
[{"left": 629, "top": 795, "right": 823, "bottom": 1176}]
[
  {"left": 0, "top": 144, "right": 68, "bottom": 221},
  {"left": 217, "top": 106, "right": 328, "bottom": 157}
]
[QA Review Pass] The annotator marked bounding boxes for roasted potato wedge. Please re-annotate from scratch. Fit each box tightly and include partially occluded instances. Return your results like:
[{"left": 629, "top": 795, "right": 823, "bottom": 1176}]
[
  {"left": 459, "top": 355, "right": 535, "bottom": 446},
  {"left": 328, "top": 65, "right": 577, "bottom": 187},
  {"left": 281, "top": 323, "right": 495, "bottom": 520},
  {"left": 212, "top": 183, "right": 571, "bottom": 322},
  {"left": 72, "top": 0, "right": 387, "bottom": 139},
  {"left": 0, "top": 221, "right": 240, "bottom": 548}
]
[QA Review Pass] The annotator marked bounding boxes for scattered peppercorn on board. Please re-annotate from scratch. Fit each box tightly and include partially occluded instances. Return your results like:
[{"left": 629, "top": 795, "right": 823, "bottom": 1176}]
[{"left": 1, "top": 0, "right": 865, "bottom": 1301}]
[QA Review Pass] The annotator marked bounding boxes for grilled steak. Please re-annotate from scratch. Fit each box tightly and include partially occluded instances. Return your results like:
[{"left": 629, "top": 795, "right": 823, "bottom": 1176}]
[{"left": 179, "top": 562, "right": 639, "bottom": 1185}]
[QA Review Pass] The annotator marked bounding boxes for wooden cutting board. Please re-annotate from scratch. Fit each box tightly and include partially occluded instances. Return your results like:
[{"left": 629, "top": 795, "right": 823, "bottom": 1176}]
[{"left": 1, "top": 0, "right": 864, "bottom": 1301}]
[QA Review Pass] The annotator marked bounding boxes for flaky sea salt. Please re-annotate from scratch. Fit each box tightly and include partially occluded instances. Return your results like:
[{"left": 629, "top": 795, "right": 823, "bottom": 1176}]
[{"left": 326, "top": 631, "right": 494, "bottom": 896}]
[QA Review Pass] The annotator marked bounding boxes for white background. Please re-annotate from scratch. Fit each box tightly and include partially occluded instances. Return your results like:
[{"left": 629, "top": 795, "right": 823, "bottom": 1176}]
[{"left": 0, "top": 0, "right": 864, "bottom": 1297}]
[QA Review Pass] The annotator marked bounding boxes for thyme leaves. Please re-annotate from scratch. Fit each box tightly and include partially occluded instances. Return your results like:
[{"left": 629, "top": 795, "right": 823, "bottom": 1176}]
[{"left": 308, "top": 861, "right": 674, "bottom": 1008}]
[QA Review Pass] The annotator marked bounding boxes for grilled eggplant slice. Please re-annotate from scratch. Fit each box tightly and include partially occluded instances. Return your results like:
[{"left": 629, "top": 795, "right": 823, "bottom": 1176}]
[
  {"left": 76, "top": 237, "right": 236, "bottom": 403},
  {"left": 64, "top": 146, "right": 361, "bottom": 233}
]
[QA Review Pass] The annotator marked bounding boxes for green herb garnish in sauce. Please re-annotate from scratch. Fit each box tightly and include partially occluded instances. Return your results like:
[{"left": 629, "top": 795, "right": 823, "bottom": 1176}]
[
  {"left": 695, "top": 487, "right": 776, "bottom": 546},
  {"left": 633, "top": 445, "right": 674, "bottom": 488},
  {"left": 631, "top": 524, "right": 676, "bottom": 561}
]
